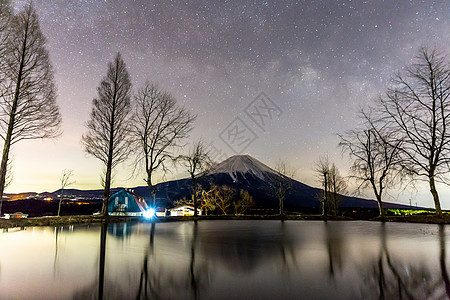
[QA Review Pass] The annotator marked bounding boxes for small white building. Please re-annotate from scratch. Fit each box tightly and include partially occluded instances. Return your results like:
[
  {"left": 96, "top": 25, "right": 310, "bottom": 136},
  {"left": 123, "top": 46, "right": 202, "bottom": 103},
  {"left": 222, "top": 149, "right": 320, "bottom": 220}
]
[
  {"left": 155, "top": 207, "right": 167, "bottom": 217},
  {"left": 4, "top": 212, "right": 28, "bottom": 219},
  {"left": 168, "top": 206, "right": 202, "bottom": 216}
]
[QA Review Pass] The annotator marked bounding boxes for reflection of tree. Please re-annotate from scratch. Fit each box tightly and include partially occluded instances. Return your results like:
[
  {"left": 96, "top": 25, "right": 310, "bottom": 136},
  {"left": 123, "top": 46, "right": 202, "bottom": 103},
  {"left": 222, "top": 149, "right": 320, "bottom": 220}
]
[
  {"left": 359, "top": 223, "right": 439, "bottom": 299},
  {"left": 98, "top": 222, "right": 107, "bottom": 299},
  {"left": 136, "top": 221, "right": 160, "bottom": 299},
  {"left": 439, "top": 225, "right": 450, "bottom": 298},
  {"left": 53, "top": 227, "right": 61, "bottom": 278},
  {"left": 135, "top": 221, "right": 192, "bottom": 299},
  {"left": 188, "top": 221, "right": 211, "bottom": 299},
  {"left": 278, "top": 221, "right": 297, "bottom": 276},
  {"left": 190, "top": 221, "right": 199, "bottom": 298},
  {"left": 72, "top": 222, "right": 127, "bottom": 300},
  {"left": 324, "top": 221, "right": 344, "bottom": 279}
]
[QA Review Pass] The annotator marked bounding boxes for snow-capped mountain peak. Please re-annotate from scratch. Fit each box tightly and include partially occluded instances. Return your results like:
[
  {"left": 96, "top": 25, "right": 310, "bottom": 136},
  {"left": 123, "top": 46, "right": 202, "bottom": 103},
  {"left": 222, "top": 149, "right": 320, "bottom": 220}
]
[{"left": 210, "top": 155, "right": 277, "bottom": 181}]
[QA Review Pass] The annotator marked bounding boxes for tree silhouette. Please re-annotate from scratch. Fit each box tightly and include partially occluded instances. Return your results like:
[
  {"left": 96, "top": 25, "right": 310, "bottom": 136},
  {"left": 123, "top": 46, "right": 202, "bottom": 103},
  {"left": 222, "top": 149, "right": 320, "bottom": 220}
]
[
  {"left": 377, "top": 46, "right": 450, "bottom": 216},
  {"left": 130, "top": 83, "right": 195, "bottom": 206},
  {"left": 81, "top": 53, "right": 131, "bottom": 215},
  {"left": 0, "top": 3, "right": 61, "bottom": 214},
  {"left": 57, "top": 169, "right": 75, "bottom": 217},
  {"left": 178, "top": 139, "right": 211, "bottom": 216},
  {"left": 339, "top": 109, "right": 402, "bottom": 217}
]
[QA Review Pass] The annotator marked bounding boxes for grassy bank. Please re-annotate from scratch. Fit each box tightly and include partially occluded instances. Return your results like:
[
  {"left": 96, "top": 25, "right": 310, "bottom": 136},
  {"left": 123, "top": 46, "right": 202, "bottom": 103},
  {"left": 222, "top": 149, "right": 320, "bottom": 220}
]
[
  {"left": 0, "top": 215, "right": 133, "bottom": 229},
  {"left": 2, "top": 213, "right": 450, "bottom": 229}
]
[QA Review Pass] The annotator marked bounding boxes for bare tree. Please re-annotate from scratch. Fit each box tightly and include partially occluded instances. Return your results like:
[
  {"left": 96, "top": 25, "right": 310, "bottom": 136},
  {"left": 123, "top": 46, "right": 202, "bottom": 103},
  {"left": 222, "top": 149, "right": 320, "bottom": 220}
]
[
  {"left": 315, "top": 155, "right": 330, "bottom": 216},
  {"left": 377, "top": 46, "right": 450, "bottom": 216},
  {"left": 0, "top": 3, "right": 61, "bottom": 215},
  {"left": 178, "top": 139, "right": 211, "bottom": 216},
  {"left": 81, "top": 52, "right": 132, "bottom": 216},
  {"left": 130, "top": 83, "right": 196, "bottom": 206},
  {"left": 57, "top": 169, "right": 75, "bottom": 217},
  {"left": 327, "top": 163, "right": 347, "bottom": 216},
  {"left": 273, "top": 160, "right": 295, "bottom": 217},
  {"left": 212, "top": 185, "right": 235, "bottom": 215},
  {"left": 315, "top": 156, "right": 346, "bottom": 216},
  {"left": 234, "top": 189, "right": 255, "bottom": 215},
  {"left": 199, "top": 188, "right": 217, "bottom": 215},
  {"left": 339, "top": 110, "right": 403, "bottom": 217}
]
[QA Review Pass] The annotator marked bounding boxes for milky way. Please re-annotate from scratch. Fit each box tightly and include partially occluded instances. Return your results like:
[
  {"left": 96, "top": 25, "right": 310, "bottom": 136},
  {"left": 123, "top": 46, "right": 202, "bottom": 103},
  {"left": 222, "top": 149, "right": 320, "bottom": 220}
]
[{"left": 8, "top": 0, "right": 450, "bottom": 207}]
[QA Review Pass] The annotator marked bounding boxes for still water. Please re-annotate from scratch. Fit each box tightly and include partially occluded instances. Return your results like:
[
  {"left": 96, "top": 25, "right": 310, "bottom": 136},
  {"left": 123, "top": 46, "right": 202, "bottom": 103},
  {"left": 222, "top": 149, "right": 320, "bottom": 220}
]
[{"left": 0, "top": 220, "right": 449, "bottom": 299}]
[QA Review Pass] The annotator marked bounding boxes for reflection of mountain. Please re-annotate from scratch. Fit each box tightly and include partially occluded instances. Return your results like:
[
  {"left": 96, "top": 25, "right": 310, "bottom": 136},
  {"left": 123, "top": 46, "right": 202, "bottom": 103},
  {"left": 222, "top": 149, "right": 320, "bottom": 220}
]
[{"left": 195, "top": 221, "right": 297, "bottom": 272}]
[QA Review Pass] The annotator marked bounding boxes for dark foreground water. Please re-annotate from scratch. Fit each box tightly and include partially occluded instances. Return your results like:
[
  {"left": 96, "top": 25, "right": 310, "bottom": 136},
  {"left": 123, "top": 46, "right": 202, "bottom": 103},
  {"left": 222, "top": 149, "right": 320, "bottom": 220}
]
[{"left": 0, "top": 220, "right": 449, "bottom": 299}]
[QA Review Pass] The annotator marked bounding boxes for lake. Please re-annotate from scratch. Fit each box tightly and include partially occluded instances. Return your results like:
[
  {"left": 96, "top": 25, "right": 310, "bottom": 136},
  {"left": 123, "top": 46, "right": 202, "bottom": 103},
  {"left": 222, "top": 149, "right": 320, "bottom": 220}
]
[{"left": 0, "top": 220, "right": 449, "bottom": 299}]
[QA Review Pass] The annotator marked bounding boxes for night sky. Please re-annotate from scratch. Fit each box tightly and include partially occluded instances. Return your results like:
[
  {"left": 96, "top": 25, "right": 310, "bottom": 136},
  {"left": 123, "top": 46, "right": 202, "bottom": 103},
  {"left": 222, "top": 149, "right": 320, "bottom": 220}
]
[{"left": 8, "top": 1, "right": 450, "bottom": 208}]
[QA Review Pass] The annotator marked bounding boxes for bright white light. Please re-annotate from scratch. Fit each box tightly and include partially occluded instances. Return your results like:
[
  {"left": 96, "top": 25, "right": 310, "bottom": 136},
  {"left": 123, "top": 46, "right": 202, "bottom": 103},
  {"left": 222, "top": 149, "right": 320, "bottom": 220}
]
[{"left": 143, "top": 208, "right": 156, "bottom": 219}]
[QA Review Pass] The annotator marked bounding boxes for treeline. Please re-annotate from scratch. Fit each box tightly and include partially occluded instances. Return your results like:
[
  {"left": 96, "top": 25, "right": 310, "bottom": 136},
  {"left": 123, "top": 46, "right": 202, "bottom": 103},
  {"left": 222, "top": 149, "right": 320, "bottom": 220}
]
[{"left": 0, "top": 2, "right": 201, "bottom": 216}]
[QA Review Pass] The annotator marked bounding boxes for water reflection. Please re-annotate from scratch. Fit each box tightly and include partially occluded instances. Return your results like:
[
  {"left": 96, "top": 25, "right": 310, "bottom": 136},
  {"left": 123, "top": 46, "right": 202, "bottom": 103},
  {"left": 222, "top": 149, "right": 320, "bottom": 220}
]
[
  {"left": 440, "top": 225, "right": 450, "bottom": 298},
  {"left": 325, "top": 221, "right": 344, "bottom": 279},
  {"left": 358, "top": 222, "right": 449, "bottom": 299},
  {"left": 1, "top": 221, "right": 450, "bottom": 299}
]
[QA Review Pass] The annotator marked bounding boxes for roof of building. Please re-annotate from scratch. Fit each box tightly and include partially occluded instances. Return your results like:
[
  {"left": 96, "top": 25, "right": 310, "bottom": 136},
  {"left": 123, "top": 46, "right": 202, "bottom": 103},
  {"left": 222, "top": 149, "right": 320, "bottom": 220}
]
[{"left": 108, "top": 189, "right": 148, "bottom": 212}]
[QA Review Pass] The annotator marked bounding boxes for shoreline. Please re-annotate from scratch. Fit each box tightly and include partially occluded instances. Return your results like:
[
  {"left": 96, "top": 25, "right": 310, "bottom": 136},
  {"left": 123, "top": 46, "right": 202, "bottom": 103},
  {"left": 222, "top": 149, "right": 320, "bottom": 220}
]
[{"left": 2, "top": 214, "right": 450, "bottom": 229}]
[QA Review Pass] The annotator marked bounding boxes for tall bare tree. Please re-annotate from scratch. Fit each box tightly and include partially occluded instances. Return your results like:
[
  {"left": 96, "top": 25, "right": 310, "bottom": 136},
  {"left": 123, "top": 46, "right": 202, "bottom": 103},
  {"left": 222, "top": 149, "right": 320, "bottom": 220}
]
[
  {"left": 81, "top": 52, "right": 131, "bottom": 216},
  {"left": 339, "top": 110, "right": 403, "bottom": 217},
  {"left": 377, "top": 47, "right": 450, "bottom": 216},
  {"left": 57, "top": 169, "right": 75, "bottom": 217},
  {"left": 178, "top": 139, "right": 211, "bottom": 216},
  {"left": 273, "top": 160, "right": 295, "bottom": 217},
  {"left": 0, "top": 3, "right": 61, "bottom": 214},
  {"left": 315, "top": 155, "right": 330, "bottom": 216},
  {"left": 315, "top": 156, "right": 346, "bottom": 216},
  {"left": 130, "top": 83, "right": 196, "bottom": 206},
  {"left": 327, "top": 163, "right": 347, "bottom": 216}
]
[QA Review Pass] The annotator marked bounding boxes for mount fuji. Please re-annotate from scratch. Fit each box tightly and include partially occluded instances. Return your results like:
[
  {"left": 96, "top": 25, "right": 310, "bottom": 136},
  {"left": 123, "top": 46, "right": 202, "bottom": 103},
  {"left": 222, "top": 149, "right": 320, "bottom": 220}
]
[{"left": 148, "top": 154, "right": 411, "bottom": 211}]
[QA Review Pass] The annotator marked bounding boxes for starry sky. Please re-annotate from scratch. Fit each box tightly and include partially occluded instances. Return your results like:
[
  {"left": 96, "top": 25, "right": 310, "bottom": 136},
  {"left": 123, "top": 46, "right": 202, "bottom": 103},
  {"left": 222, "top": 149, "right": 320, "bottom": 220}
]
[{"left": 7, "top": 1, "right": 450, "bottom": 208}]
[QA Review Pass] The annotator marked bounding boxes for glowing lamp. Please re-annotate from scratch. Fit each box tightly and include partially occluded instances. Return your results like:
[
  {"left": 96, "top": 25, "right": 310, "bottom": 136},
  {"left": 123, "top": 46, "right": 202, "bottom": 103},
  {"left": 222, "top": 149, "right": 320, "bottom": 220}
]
[{"left": 143, "top": 208, "right": 156, "bottom": 219}]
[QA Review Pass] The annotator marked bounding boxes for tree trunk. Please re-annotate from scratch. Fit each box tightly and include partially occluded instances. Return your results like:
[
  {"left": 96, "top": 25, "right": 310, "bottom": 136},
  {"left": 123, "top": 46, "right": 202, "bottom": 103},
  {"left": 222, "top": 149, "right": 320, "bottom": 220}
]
[
  {"left": 0, "top": 19, "right": 28, "bottom": 215},
  {"left": 102, "top": 163, "right": 112, "bottom": 216},
  {"left": 58, "top": 190, "right": 63, "bottom": 217},
  {"left": 430, "top": 176, "right": 442, "bottom": 216},
  {"left": 192, "top": 176, "right": 197, "bottom": 217},
  {"left": 279, "top": 182, "right": 284, "bottom": 216},
  {"left": 0, "top": 139, "right": 12, "bottom": 216},
  {"left": 323, "top": 172, "right": 328, "bottom": 216},
  {"left": 376, "top": 195, "right": 385, "bottom": 218}
]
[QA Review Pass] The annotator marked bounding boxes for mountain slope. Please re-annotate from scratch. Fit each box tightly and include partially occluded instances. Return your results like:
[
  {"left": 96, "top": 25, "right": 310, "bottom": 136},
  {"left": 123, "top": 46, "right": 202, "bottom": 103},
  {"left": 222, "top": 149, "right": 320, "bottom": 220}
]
[
  {"left": 47, "top": 155, "right": 417, "bottom": 211},
  {"left": 151, "top": 155, "right": 413, "bottom": 210}
]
